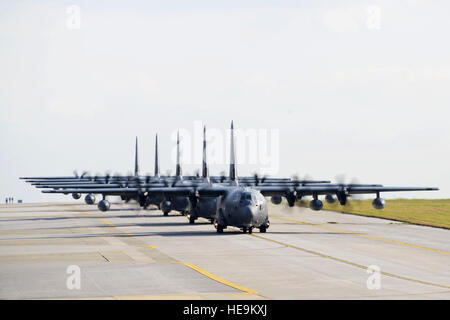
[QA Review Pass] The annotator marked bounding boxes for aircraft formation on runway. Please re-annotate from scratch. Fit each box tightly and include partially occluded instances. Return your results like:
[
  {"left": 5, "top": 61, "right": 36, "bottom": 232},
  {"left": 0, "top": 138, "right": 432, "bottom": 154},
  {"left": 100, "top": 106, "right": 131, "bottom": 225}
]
[{"left": 21, "top": 122, "right": 439, "bottom": 234}]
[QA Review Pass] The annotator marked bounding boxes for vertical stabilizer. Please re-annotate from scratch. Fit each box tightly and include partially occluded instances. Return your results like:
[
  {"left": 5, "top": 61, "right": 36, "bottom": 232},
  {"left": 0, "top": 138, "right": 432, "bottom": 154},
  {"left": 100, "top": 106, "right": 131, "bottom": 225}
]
[
  {"left": 175, "top": 130, "right": 182, "bottom": 179},
  {"left": 154, "top": 134, "right": 160, "bottom": 178},
  {"left": 202, "top": 126, "right": 209, "bottom": 182},
  {"left": 134, "top": 137, "right": 139, "bottom": 177},
  {"left": 229, "top": 121, "right": 238, "bottom": 185}
]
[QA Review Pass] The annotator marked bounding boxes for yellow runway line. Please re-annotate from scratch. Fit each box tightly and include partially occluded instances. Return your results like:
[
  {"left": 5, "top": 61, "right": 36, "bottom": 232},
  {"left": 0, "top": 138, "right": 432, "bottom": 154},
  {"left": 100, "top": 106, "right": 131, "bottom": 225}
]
[
  {"left": 142, "top": 245, "right": 158, "bottom": 250},
  {"left": 250, "top": 233, "right": 450, "bottom": 290},
  {"left": 94, "top": 212, "right": 256, "bottom": 294},
  {"left": 97, "top": 218, "right": 114, "bottom": 226},
  {"left": 161, "top": 261, "right": 258, "bottom": 295},
  {"left": 272, "top": 216, "right": 450, "bottom": 255},
  {"left": 94, "top": 216, "right": 255, "bottom": 294}
]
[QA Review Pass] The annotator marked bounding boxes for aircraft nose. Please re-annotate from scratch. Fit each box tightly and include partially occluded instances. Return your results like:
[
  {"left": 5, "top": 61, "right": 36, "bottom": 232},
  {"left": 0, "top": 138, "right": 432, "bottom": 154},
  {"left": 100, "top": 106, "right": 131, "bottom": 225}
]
[{"left": 240, "top": 206, "right": 256, "bottom": 226}]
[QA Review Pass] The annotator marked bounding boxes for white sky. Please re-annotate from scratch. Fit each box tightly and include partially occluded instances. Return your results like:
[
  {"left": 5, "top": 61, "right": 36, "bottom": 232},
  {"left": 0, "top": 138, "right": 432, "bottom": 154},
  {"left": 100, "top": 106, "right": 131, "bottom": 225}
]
[{"left": 1, "top": 0, "right": 449, "bottom": 202}]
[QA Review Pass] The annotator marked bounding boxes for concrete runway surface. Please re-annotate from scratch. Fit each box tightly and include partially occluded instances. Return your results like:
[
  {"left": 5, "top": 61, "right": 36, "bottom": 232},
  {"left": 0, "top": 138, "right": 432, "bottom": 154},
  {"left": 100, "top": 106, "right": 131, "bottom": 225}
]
[{"left": 0, "top": 201, "right": 449, "bottom": 299}]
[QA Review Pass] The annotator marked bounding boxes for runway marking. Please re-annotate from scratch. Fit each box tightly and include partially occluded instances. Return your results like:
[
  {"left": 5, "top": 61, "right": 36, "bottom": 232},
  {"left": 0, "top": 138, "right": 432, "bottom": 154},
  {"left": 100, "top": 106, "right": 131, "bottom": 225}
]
[
  {"left": 250, "top": 233, "right": 450, "bottom": 290},
  {"left": 142, "top": 245, "right": 158, "bottom": 250},
  {"left": 97, "top": 218, "right": 114, "bottom": 227},
  {"left": 161, "top": 261, "right": 258, "bottom": 295},
  {"left": 93, "top": 217, "right": 159, "bottom": 261},
  {"left": 94, "top": 213, "right": 257, "bottom": 295},
  {"left": 271, "top": 216, "right": 450, "bottom": 256},
  {"left": 96, "top": 217, "right": 133, "bottom": 237}
]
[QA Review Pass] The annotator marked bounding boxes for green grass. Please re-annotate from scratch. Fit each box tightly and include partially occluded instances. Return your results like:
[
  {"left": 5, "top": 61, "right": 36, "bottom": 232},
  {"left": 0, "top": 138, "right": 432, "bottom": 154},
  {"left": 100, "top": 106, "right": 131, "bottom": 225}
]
[{"left": 295, "top": 199, "right": 450, "bottom": 229}]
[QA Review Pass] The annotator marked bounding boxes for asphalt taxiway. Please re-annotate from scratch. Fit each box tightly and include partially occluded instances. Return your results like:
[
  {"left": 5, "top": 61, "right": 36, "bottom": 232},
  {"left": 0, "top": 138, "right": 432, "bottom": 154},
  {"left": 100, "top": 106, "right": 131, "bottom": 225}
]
[{"left": 0, "top": 201, "right": 449, "bottom": 299}]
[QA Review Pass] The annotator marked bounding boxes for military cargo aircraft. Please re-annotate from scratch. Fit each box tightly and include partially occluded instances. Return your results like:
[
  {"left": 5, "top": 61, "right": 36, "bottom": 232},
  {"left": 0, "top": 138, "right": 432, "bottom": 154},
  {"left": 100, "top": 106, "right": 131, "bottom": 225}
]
[
  {"left": 37, "top": 121, "right": 438, "bottom": 233},
  {"left": 22, "top": 131, "right": 329, "bottom": 213}
]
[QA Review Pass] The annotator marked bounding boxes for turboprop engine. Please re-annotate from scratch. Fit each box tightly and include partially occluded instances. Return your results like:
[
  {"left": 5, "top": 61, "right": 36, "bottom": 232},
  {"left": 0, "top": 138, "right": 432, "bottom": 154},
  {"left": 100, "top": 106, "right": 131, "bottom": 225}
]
[
  {"left": 309, "top": 199, "right": 323, "bottom": 211},
  {"left": 270, "top": 196, "right": 282, "bottom": 205},
  {"left": 85, "top": 194, "right": 96, "bottom": 205},
  {"left": 160, "top": 200, "right": 172, "bottom": 216},
  {"left": 72, "top": 193, "right": 81, "bottom": 200},
  {"left": 325, "top": 194, "right": 336, "bottom": 204},
  {"left": 372, "top": 197, "right": 386, "bottom": 210},
  {"left": 98, "top": 199, "right": 110, "bottom": 212}
]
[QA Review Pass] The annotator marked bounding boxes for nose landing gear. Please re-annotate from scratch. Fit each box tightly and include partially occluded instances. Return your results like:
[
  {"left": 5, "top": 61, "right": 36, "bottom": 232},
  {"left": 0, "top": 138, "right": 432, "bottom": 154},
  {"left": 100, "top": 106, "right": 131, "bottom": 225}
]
[
  {"left": 242, "top": 227, "right": 253, "bottom": 234},
  {"left": 187, "top": 214, "right": 197, "bottom": 224},
  {"left": 259, "top": 221, "right": 270, "bottom": 233}
]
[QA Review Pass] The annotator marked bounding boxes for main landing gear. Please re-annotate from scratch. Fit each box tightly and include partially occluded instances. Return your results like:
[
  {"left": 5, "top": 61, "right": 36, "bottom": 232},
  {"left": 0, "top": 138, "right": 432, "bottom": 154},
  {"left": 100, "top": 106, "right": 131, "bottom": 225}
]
[
  {"left": 214, "top": 221, "right": 226, "bottom": 233},
  {"left": 187, "top": 214, "right": 197, "bottom": 224}
]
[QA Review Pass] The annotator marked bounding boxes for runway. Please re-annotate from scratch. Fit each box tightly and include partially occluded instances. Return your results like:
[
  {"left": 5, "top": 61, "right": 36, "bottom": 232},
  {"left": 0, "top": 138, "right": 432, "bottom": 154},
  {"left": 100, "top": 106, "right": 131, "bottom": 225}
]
[{"left": 0, "top": 201, "right": 449, "bottom": 299}]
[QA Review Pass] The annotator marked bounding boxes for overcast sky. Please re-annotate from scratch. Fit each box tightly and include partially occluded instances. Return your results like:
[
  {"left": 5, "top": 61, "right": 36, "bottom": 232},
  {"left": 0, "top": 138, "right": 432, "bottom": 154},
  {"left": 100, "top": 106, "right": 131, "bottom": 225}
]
[{"left": 1, "top": 0, "right": 449, "bottom": 202}]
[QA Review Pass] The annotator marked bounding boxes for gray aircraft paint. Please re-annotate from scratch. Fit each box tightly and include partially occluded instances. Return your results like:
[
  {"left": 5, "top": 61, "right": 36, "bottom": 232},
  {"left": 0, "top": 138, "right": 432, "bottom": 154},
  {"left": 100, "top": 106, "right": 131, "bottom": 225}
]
[
  {"left": 211, "top": 121, "right": 269, "bottom": 232},
  {"left": 135, "top": 136, "right": 139, "bottom": 177},
  {"left": 24, "top": 122, "right": 438, "bottom": 229}
]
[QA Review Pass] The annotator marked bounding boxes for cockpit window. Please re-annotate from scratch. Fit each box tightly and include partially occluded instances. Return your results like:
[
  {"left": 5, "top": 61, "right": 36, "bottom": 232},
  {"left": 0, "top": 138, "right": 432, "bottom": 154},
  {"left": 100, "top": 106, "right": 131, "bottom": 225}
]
[{"left": 242, "top": 193, "right": 252, "bottom": 201}]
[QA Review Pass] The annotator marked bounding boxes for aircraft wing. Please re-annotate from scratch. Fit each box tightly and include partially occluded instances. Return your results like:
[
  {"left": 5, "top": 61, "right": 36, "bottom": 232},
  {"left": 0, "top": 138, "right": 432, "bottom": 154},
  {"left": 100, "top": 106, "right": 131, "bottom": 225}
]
[
  {"left": 344, "top": 186, "right": 439, "bottom": 194},
  {"left": 254, "top": 186, "right": 292, "bottom": 196},
  {"left": 42, "top": 186, "right": 229, "bottom": 197},
  {"left": 42, "top": 188, "right": 142, "bottom": 196},
  {"left": 295, "top": 185, "right": 438, "bottom": 196},
  {"left": 254, "top": 185, "right": 438, "bottom": 197},
  {"left": 42, "top": 185, "right": 438, "bottom": 199},
  {"left": 35, "top": 183, "right": 168, "bottom": 189},
  {"left": 36, "top": 184, "right": 125, "bottom": 189},
  {"left": 145, "top": 186, "right": 228, "bottom": 197}
]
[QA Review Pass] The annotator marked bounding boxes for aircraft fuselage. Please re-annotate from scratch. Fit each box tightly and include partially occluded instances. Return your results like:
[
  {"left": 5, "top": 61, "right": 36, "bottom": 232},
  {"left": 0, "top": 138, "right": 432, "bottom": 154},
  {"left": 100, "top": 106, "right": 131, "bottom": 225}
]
[{"left": 216, "top": 187, "right": 269, "bottom": 233}]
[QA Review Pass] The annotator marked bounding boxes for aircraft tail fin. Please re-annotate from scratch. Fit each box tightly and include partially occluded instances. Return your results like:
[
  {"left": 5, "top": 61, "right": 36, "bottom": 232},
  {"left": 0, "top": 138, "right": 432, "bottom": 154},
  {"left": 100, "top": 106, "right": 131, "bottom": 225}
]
[
  {"left": 229, "top": 121, "right": 238, "bottom": 185},
  {"left": 202, "top": 125, "right": 210, "bottom": 181},
  {"left": 154, "top": 134, "right": 160, "bottom": 177},
  {"left": 134, "top": 136, "right": 139, "bottom": 176},
  {"left": 175, "top": 130, "right": 182, "bottom": 179}
]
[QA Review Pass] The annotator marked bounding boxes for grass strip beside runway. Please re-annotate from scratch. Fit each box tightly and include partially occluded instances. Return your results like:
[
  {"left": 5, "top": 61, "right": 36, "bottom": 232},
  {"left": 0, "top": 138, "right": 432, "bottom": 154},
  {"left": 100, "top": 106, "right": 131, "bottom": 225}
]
[{"left": 296, "top": 199, "right": 450, "bottom": 229}]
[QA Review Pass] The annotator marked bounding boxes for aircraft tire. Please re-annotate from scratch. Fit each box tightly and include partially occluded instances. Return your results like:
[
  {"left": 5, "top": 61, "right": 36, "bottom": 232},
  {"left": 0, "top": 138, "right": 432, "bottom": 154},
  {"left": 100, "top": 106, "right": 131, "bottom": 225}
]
[
  {"left": 189, "top": 215, "right": 196, "bottom": 224},
  {"left": 259, "top": 226, "right": 267, "bottom": 233}
]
